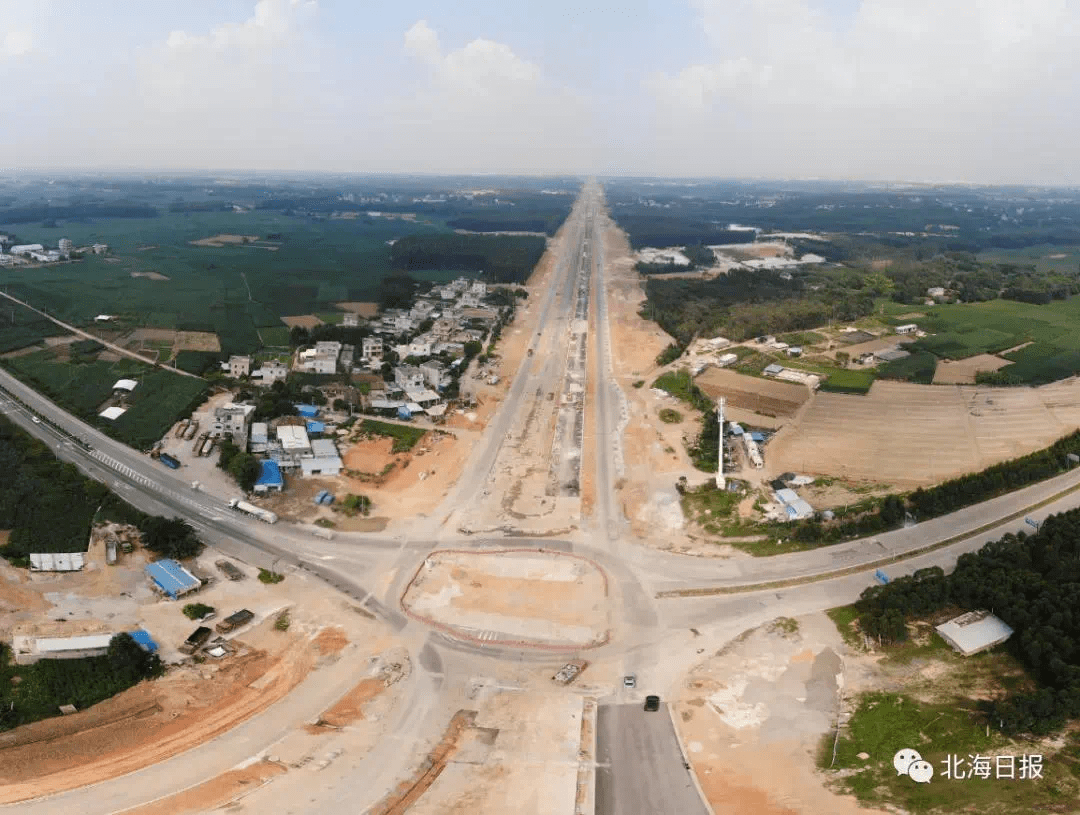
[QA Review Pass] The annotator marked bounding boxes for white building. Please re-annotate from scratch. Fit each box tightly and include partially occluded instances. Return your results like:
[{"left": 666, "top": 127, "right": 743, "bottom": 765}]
[
  {"left": 935, "top": 611, "right": 1013, "bottom": 657},
  {"left": 419, "top": 360, "right": 449, "bottom": 389},
  {"left": 361, "top": 337, "right": 383, "bottom": 367},
  {"left": 394, "top": 365, "right": 426, "bottom": 391},
  {"left": 91, "top": 243, "right": 108, "bottom": 254},
  {"left": 228, "top": 355, "right": 251, "bottom": 378},
  {"left": 252, "top": 360, "right": 288, "bottom": 383},
  {"left": 470, "top": 280, "right": 487, "bottom": 297},
  {"left": 212, "top": 403, "right": 255, "bottom": 447},
  {"left": 10, "top": 244, "right": 43, "bottom": 256},
  {"left": 300, "top": 438, "right": 342, "bottom": 477},
  {"left": 58, "top": 238, "right": 73, "bottom": 256},
  {"left": 406, "top": 338, "right": 432, "bottom": 358},
  {"left": 342, "top": 312, "right": 359, "bottom": 327},
  {"left": 896, "top": 323, "right": 918, "bottom": 335},
  {"left": 276, "top": 424, "right": 311, "bottom": 454},
  {"left": 0, "top": 254, "right": 14, "bottom": 267}
]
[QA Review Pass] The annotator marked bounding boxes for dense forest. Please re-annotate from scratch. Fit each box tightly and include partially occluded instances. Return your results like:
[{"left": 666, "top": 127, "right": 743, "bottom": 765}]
[
  {"left": 389, "top": 233, "right": 547, "bottom": 284},
  {"left": 0, "top": 203, "right": 159, "bottom": 223},
  {"left": 642, "top": 268, "right": 875, "bottom": 345},
  {"left": 0, "top": 415, "right": 203, "bottom": 562},
  {"left": 855, "top": 507, "right": 1080, "bottom": 735},
  {"left": 613, "top": 215, "right": 758, "bottom": 249}
]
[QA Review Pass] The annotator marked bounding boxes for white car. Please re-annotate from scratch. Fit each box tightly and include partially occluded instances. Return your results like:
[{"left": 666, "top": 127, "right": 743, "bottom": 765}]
[
  {"left": 31, "top": 416, "right": 41, "bottom": 424},
  {"left": 623, "top": 674, "right": 636, "bottom": 689}
]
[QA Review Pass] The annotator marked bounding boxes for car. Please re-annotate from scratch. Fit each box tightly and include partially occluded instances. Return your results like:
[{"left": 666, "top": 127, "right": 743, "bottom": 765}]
[
  {"left": 644, "top": 695, "right": 660, "bottom": 712},
  {"left": 31, "top": 416, "right": 41, "bottom": 424},
  {"left": 623, "top": 674, "right": 636, "bottom": 689}
]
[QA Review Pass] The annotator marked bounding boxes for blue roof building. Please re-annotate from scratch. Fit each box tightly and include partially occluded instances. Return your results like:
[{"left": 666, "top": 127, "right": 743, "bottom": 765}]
[
  {"left": 749, "top": 431, "right": 765, "bottom": 443},
  {"left": 145, "top": 559, "right": 201, "bottom": 599},
  {"left": 306, "top": 420, "right": 326, "bottom": 434},
  {"left": 295, "top": 404, "right": 319, "bottom": 418},
  {"left": 254, "top": 459, "right": 284, "bottom": 493},
  {"left": 129, "top": 629, "right": 159, "bottom": 653}
]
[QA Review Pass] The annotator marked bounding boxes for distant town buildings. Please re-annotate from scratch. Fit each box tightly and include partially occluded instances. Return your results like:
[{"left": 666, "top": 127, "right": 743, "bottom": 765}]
[{"left": 342, "top": 312, "right": 359, "bottom": 327}]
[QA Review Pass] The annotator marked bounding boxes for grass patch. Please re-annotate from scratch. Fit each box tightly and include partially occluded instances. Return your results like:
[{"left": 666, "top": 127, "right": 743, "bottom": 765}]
[
  {"left": 658, "top": 408, "right": 683, "bottom": 423},
  {"left": 826, "top": 605, "right": 864, "bottom": 650},
  {"left": 877, "top": 349, "right": 939, "bottom": 384},
  {"left": 258, "top": 325, "right": 291, "bottom": 347},
  {"left": 274, "top": 610, "right": 290, "bottom": 631},
  {"left": 768, "top": 616, "right": 799, "bottom": 636},
  {"left": 314, "top": 517, "right": 336, "bottom": 528},
  {"left": 258, "top": 568, "right": 284, "bottom": 584},
  {"left": 818, "top": 367, "right": 875, "bottom": 394},
  {"left": 822, "top": 690, "right": 1077, "bottom": 813},
  {"left": 651, "top": 369, "right": 713, "bottom": 412},
  {"left": 777, "top": 330, "right": 826, "bottom": 346},
  {"left": 182, "top": 603, "right": 214, "bottom": 620},
  {"left": 358, "top": 419, "right": 427, "bottom": 453}
]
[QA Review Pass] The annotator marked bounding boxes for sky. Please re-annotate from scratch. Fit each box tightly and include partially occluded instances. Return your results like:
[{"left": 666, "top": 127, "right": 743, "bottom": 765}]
[{"left": 2, "top": 0, "right": 1079, "bottom": 184}]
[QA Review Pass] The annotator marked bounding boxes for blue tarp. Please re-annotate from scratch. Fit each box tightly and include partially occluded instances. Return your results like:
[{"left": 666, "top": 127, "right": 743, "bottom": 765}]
[
  {"left": 129, "top": 629, "right": 159, "bottom": 653},
  {"left": 306, "top": 421, "right": 326, "bottom": 434},
  {"left": 255, "top": 459, "right": 283, "bottom": 489},
  {"left": 145, "top": 559, "right": 200, "bottom": 599},
  {"left": 397, "top": 406, "right": 412, "bottom": 420},
  {"left": 295, "top": 404, "right": 319, "bottom": 418},
  {"left": 749, "top": 432, "right": 765, "bottom": 442}
]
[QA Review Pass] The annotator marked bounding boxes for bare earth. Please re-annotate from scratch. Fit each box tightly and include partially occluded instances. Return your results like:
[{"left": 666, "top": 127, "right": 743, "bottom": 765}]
[
  {"left": 334, "top": 301, "right": 380, "bottom": 318},
  {"left": 932, "top": 353, "right": 1010, "bottom": 384},
  {"left": 130, "top": 271, "right": 170, "bottom": 281},
  {"left": 281, "top": 315, "right": 323, "bottom": 329},
  {"left": 696, "top": 368, "right": 810, "bottom": 418},
  {"left": 189, "top": 234, "right": 260, "bottom": 247},
  {"left": 400, "top": 550, "right": 610, "bottom": 648},
  {"left": 768, "top": 378, "right": 1080, "bottom": 485}
]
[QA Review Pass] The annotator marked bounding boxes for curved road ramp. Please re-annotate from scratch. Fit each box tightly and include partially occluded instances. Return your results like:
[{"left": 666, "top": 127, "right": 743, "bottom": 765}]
[{"left": 400, "top": 549, "right": 611, "bottom": 649}]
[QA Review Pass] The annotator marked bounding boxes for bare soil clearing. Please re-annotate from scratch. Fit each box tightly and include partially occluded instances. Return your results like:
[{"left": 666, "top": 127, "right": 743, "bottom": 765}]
[
  {"left": 696, "top": 368, "right": 810, "bottom": 418},
  {"left": 334, "top": 301, "right": 380, "bottom": 317},
  {"left": 281, "top": 315, "right": 323, "bottom": 329},
  {"left": 110, "top": 761, "right": 286, "bottom": 815},
  {"left": 932, "top": 353, "right": 1010, "bottom": 384},
  {"left": 401, "top": 550, "right": 610, "bottom": 648},
  {"left": 769, "top": 378, "right": 1080, "bottom": 485},
  {"left": 676, "top": 613, "right": 888, "bottom": 815},
  {"left": 189, "top": 234, "right": 260, "bottom": 247},
  {"left": 130, "top": 271, "right": 169, "bottom": 281}
]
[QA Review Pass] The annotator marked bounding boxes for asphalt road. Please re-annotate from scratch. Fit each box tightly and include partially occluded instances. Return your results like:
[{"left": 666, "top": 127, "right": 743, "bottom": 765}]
[{"left": 596, "top": 703, "right": 708, "bottom": 815}]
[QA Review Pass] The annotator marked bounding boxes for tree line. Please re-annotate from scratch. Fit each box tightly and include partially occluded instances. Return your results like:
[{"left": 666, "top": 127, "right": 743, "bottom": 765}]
[
  {"left": 389, "top": 234, "right": 547, "bottom": 285},
  {"left": 854, "top": 507, "right": 1080, "bottom": 735}
]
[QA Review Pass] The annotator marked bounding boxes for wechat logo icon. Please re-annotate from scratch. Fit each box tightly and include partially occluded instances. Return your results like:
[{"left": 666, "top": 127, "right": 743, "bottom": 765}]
[{"left": 894, "top": 748, "right": 934, "bottom": 784}]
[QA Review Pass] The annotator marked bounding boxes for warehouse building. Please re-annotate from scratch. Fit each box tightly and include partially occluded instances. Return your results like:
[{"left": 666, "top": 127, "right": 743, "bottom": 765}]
[
  {"left": 935, "top": 611, "right": 1013, "bottom": 657},
  {"left": 300, "top": 438, "right": 343, "bottom": 477},
  {"left": 146, "top": 559, "right": 202, "bottom": 599},
  {"left": 253, "top": 459, "right": 284, "bottom": 493}
]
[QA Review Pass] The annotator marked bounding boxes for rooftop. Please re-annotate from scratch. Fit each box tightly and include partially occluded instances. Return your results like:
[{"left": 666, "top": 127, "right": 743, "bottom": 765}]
[
  {"left": 145, "top": 559, "right": 201, "bottom": 598},
  {"left": 935, "top": 611, "right": 1014, "bottom": 656},
  {"left": 113, "top": 378, "right": 138, "bottom": 391},
  {"left": 254, "top": 459, "right": 283, "bottom": 488}
]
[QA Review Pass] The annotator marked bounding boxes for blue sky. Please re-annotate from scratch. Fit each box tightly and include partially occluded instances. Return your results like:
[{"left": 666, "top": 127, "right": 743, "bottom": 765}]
[{"left": 3, "top": 0, "right": 1079, "bottom": 183}]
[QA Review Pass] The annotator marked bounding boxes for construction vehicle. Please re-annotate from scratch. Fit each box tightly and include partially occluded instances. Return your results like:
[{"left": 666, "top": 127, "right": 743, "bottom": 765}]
[
  {"left": 174, "top": 418, "right": 191, "bottom": 438},
  {"left": 228, "top": 498, "right": 278, "bottom": 524},
  {"left": 193, "top": 432, "right": 210, "bottom": 456},
  {"left": 183, "top": 419, "right": 199, "bottom": 441},
  {"left": 215, "top": 608, "right": 254, "bottom": 634},
  {"left": 179, "top": 626, "right": 213, "bottom": 655},
  {"left": 552, "top": 659, "right": 588, "bottom": 685}
]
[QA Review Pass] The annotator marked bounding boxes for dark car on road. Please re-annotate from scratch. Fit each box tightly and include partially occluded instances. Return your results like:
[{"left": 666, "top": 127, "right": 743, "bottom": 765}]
[{"left": 644, "top": 695, "right": 660, "bottom": 712}]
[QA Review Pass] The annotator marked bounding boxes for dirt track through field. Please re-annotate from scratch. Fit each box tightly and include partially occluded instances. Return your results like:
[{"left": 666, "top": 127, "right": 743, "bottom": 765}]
[{"left": 769, "top": 378, "right": 1080, "bottom": 484}]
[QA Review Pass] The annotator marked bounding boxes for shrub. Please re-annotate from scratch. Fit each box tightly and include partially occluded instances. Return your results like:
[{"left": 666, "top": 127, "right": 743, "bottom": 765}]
[
  {"left": 258, "top": 568, "right": 284, "bottom": 584},
  {"left": 182, "top": 603, "right": 214, "bottom": 620}
]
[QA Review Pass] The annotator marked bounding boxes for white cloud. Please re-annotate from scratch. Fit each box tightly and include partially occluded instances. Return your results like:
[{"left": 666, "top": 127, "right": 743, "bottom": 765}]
[
  {"left": 642, "top": 0, "right": 1080, "bottom": 182},
  {"left": 1, "top": 30, "right": 33, "bottom": 60},
  {"left": 368, "top": 20, "right": 597, "bottom": 174}
]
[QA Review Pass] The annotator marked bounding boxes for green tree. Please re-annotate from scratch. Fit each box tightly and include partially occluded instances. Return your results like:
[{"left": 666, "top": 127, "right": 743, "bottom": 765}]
[
  {"left": 139, "top": 516, "right": 203, "bottom": 559},
  {"left": 228, "top": 452, "right": 260, "bottom": 492},
  {"left": 108, "top": 632, "right": 163, "bottom": 680}
]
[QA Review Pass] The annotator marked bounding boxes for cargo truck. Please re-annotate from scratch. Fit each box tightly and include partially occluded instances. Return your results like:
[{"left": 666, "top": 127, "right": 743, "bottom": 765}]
[
  {"left": 158, "top": 453, "right": 180, "bottom": 469},
  {"left": 184, "top": 420, "right": 199, "bottom": 441},
  {"left": 228, "top": 498, "right": 278, "bottom": 524}
]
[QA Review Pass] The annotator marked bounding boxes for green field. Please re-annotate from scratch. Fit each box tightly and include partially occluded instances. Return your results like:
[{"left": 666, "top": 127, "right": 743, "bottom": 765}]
[
  {"left": 877, "top": 350, "right": 939, "bottom": 384},
  {"left": 912, "top": 294, "right": 1080, "bottom": 383},
  {"left": 979, "top": 244, "right": 1080, "bottom": 275},
  {"left": 357, "top": 419, "right": 427, "bottom": 452},
  {"left": 2, "top": 351, "right": 207, "bottom": 449},
  {"left": 0, "top": 210, "right": 441, "bottom": 348},
  {"left": 0, "top": 298, "right": 67, "bottom": 353}
]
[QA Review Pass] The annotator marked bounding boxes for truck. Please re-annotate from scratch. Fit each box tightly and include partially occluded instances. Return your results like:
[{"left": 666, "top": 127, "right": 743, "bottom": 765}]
[
  {"left": 215, "top": 608, "right": 254, "bottom": 634},
  {"left": 193, "top": 432, "right": 210, "bottom": 456},
  {"left": 158, "top": 453, "right": 180, "bottom": 469},
  {"left": 175, "top": 418, "right": 191, "bottom": 438},
  {"left": 183, "top": 419, "right": 199, "bottom": 441},
  {"left": 552, "top": 659, "right": 589, "bottom": 685},
  {"left": 179, "top": 625, "right": 213, "bottom": 655},
  {"left": 228, "top": 498, "right": 278, "bottom": 524},
  {"left": 215, "top": 559, "right": 245, "bottom": 581}
]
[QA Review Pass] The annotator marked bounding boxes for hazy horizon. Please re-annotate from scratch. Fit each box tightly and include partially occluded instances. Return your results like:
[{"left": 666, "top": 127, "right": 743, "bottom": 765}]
[{"left": 5, "top": 1, "right": 1079, "bottom": 186}]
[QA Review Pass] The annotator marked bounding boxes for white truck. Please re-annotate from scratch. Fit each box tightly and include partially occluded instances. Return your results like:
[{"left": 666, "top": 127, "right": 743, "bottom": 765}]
[{"left": 228, "top": 498, "right": 278, "bottom": 524}]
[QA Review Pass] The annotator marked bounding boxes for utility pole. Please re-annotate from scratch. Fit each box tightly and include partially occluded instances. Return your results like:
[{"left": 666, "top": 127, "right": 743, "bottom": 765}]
[{"left": 716, "top": 397, "right": 726, "bottom": 490}]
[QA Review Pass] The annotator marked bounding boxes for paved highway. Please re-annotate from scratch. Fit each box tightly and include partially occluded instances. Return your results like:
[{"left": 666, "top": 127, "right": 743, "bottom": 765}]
[{"left": 596, "top": 703, "right": 707, "bottom": 815}]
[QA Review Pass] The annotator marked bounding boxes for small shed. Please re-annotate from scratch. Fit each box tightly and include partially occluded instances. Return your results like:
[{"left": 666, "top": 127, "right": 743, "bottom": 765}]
[
  {"left": 250, "top": 422, "right": 268, "bottom": 444},
  {"left": 295, "top": 404, "right": 319, "bottom": 418},
  {"left": 306, "top": 421, "right": 326, "bottom": 434},
  {"left": 935, "top": 611, "right": 1013, "bottom": 657},
  {"left": 129, "top": 629, "right": 159, "bottom": 653},
  {"left": 253, "top": 459, "right": 284, "bottom": 493},
  {"left": 145, "top": 559, "right": 202, "bottom": 599},
  {"left": 113, "top": 378, "right": 138, "bottom": 392},
  {"left": 763, "top": 364, "right": 784, "bottom": 376},
  {"left": 99, "top": 406, "right": 127, "bottom": 420}
]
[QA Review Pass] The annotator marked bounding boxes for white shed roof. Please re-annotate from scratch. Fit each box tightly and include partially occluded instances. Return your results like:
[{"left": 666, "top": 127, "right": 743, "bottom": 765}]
[
  {"left": 37, "top": 634, "right": 114, "bottom": 653},
  {"left": 29, "top": 552, "right": 86, "bottom": 571},
  {"left": 99, "top": 406, "right": 126, "bottom": 420},
  {"left": 276, "top": 425, "right": 310, "bottom": 451},
  {"left": 113, "top": 378, "right": 138, "bottom": 391},
  {"left": 935, "top": 611, "right": 1013, "bottom": 656}
]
